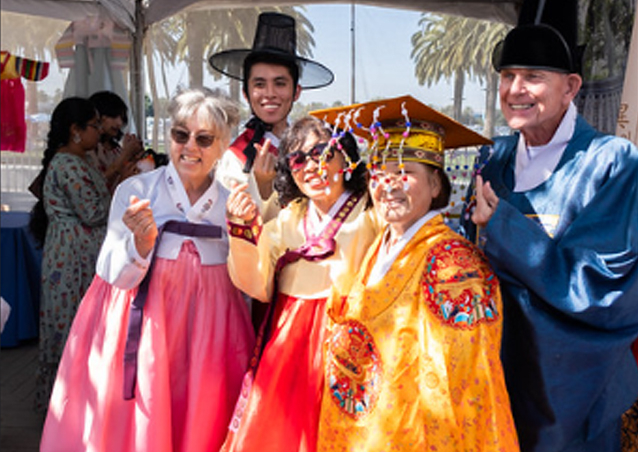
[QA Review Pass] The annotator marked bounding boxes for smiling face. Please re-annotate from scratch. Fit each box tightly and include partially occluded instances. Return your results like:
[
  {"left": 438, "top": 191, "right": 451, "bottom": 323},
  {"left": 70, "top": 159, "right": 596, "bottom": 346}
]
[
  {"left": 245, "top": 62, "right": 301, "bottom": 137},
  {"left": 371, "top": 161, "right": 441, "bottom": 236},
  {"left": 169, "top": 108, "right": 228, "bottom": 193},
  {"left": 289, "top": 131, "right": 345, "bottom": 214},
  {"left": 499, "top": 68, "right": 582, "bottom": 146}
]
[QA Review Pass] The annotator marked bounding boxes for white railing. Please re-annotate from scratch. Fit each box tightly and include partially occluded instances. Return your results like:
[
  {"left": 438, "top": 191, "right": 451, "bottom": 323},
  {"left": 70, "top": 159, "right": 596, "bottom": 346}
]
[{"left": 1, "top": 120, "right": 46, "bottom": 211}]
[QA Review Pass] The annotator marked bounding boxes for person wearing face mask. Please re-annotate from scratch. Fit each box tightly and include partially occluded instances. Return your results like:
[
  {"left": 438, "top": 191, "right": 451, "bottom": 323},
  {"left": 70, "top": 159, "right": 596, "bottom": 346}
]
[
  {"left": 223, "top": 115, "right": 380, "bottom": 452},
  {"left": 40, "top": 88, "right": 255, "bottom": 452},
  {"left": 312, "top": 96, "right": 519, "bottom": 452},
  {"left": 461, "top": 2, "right": 638, "bottom": 451}
]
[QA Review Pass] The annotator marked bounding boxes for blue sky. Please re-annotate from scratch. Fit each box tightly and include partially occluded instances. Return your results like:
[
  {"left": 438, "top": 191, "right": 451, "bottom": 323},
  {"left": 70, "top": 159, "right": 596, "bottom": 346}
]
[
  {"left": 296, "top": 5, "right": 487, "bottom": 113},
  {"left": 20, "top": 5, "right": 488, "bottom": 115}
]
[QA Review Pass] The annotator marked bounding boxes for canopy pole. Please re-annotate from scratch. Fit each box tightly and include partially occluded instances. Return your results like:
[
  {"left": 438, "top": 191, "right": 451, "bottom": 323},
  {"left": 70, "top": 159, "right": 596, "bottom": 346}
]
[
  {"left": 130, "top": 0, "right": 145, "bottom": 139},
  {"left": 350, "top": 1, "right": 356, "bottom": 104}
]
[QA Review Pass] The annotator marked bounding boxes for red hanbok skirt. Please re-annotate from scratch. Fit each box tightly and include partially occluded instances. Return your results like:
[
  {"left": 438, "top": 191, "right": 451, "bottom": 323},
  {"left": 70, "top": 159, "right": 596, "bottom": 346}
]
[{"left": 223, "top": 293, "right": 329, "bottom": 452}]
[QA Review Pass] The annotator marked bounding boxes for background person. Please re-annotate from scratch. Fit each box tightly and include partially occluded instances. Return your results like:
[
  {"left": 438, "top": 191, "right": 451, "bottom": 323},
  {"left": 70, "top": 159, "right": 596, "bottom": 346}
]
[
  {"left": 89, "top": 90, "right": 144, "bottom": 191},
  {"left": 28, "top": 97, "right": 110, "bottom": 412},
  {"left": 462, "top": 19, "right": 638, "bottom": 452},
  {"left": 314, "top": 96, "right": 518, "bottom": 452},
  {"left": 40, "top": 87, "right": 255, "bottom": 452}
]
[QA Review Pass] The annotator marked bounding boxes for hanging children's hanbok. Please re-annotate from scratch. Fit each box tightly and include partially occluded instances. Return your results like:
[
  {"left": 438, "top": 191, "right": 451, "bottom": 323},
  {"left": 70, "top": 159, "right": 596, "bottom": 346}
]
[{"left": 0, "top": 50, "right": 49, "bottom": 152}]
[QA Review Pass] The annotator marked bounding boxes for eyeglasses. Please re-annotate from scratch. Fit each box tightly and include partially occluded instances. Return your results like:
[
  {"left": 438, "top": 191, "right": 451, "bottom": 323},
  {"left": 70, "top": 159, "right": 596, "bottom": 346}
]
[
  {"left": 87, "top": 122, "right": 101, "bottom": 130},
  {"left": 287, "top": 142, "right": 335, "bottom": 172},
  {"left": 170, "top": 128, "right": 216, "bottom": 148}
]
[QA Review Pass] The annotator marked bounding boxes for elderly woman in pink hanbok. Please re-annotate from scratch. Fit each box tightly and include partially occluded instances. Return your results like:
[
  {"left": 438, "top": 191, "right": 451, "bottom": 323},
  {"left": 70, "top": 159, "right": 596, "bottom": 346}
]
[{"left": 40, "top": 87, "right": 255, "bottom": 452}]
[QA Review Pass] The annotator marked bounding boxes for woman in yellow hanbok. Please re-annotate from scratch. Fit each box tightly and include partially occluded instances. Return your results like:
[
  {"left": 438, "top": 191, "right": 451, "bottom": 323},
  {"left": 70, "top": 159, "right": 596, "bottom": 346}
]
[{"left": 315, "top": 96, "right": 520, "bottom": 452}]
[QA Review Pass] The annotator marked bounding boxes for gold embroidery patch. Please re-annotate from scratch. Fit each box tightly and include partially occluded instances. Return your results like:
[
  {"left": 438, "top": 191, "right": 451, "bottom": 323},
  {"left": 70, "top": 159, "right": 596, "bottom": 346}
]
[
  {"left": 422, "top": 239, "right": 499, "bottom": 328},
  {"left": 326, "top": 320, "right": 382, "bottom": 418}
]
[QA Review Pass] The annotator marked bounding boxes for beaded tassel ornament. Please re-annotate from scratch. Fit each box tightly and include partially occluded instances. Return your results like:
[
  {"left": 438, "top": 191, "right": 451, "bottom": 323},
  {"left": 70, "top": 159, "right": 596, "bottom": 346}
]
[
  {"left": 395, "top": 101, "right": 411, "bottom": 192},
  {"left": 461, "top": 146, "right": 494, "bottom": 223},
  {"left": 317, "top": 112, "right": 344, "bottom": 195},
  {"left": 362, "top": 102, "right": 412, "bottom": 194},
  {"left": 319, "top": 110, "right": 365, "bottom": 194},
  {"left": 359, "top": 106, "right": 385, "bottom": 189},
  {"left": 334, "top": 109, "right": 363, "bottom": 183}
]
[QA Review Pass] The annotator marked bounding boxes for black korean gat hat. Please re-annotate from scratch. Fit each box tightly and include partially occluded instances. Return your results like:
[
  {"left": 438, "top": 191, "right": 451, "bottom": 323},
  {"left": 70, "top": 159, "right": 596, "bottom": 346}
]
[
  {"left": 492, "top": 24, "right": 578, "bottom": 74},
  {"left": 208, "top": 12, "right": 334, "bottom": 90},
  {"left": 492, "top": 0, "right": 584, "bottom": 74}
]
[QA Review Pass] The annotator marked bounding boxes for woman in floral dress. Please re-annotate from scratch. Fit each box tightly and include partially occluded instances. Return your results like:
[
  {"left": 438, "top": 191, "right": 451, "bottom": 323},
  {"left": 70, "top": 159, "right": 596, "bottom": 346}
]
[{"left": 29, "top": 97, "right": 110, "bottom": 411}]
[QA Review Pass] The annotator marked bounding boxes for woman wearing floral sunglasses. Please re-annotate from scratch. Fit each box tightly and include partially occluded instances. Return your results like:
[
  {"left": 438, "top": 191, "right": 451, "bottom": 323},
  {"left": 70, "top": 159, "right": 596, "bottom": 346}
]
[
  {"left": 223, "top": 115, "right": 381, "bottom": 452},
  {"left": 40, "top": 87, "right": 255, "bottom": 452}
]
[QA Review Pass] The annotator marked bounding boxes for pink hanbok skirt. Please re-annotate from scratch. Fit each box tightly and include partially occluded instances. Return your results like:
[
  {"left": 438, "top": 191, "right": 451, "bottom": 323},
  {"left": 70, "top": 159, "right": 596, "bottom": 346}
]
[{"left": 40, "top": 241, "right": 255, "bottom": 452}]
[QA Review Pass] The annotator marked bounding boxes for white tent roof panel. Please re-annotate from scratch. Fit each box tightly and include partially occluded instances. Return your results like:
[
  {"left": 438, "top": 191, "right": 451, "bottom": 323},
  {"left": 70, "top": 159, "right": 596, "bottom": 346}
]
[{"left": 1, "top": 0, "right": 521, "bottom": 31}]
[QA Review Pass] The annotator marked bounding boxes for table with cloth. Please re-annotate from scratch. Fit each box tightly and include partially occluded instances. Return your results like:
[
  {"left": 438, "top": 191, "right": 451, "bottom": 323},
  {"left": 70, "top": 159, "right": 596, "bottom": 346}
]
[{"left": 1, "top": 211, "right": 41, "bottom": 347}]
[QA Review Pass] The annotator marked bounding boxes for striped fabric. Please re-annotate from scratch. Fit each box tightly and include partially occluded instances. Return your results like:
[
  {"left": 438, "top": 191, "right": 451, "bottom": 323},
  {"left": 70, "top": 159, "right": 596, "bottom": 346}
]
[
  {"left": 55, "top": 18, "right": 131, "bottom": 71},
  {"left": 14, "top": 55, "right": 49, "bottom": 81}
]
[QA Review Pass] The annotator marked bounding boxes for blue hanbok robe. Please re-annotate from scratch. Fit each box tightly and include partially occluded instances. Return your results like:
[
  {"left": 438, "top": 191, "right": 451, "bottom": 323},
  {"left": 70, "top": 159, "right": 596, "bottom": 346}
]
[{"left": 462, "top": 115, "right": 638, "bottom": 452}]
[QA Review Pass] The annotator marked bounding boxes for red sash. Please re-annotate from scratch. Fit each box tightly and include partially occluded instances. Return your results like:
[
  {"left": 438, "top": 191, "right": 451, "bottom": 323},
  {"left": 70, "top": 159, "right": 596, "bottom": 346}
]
[{"left": 228, "top": 129, "right": 279, "bottom": 165}]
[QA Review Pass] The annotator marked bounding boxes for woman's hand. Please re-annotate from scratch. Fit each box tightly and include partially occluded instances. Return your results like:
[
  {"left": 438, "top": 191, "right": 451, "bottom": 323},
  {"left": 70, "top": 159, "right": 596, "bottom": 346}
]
[
  {"left": 123, "top": 195, "right": 158, "bottom": 258},
  {"left": 226, "top": 182, "right": 258, "bottom": 224},
  {"left": 253, "top": 139, "right": 276, "bottom": 200},
  {"left": 104, "top": 134, "right": 144, "bottom": 186},
  {"left": 121, "top": 133, "right": 144, "bottom": 162},
  {"left": 472, "top": 175, "right": 499, "bottom": 228}
]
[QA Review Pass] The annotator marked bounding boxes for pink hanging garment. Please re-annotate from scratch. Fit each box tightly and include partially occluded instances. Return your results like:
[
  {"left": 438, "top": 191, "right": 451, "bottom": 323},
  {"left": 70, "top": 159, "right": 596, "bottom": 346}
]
[{"left": 1, "top": 50, "right": 49, "bottom": 153}]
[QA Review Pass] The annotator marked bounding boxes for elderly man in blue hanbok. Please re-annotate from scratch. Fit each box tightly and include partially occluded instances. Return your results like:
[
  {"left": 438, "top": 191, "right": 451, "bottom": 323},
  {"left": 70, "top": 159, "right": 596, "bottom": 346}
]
[{"left": 462, "top": 20, "right": 638, "bottom": 452}]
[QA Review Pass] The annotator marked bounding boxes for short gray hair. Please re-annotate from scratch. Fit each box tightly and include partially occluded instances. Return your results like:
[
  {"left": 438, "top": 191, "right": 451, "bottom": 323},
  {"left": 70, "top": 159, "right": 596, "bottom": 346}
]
[{"left": 168, "top": 87, "right": 240, "bottom": 139}]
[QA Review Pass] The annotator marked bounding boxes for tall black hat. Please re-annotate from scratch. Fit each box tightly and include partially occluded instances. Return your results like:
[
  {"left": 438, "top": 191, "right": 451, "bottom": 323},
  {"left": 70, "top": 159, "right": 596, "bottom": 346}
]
[
  {"left": 208, "top": 12, "right": 334, "bottom": 90},
  {"left": 492, "top": 0, "right": 584, "bottom": 74}
]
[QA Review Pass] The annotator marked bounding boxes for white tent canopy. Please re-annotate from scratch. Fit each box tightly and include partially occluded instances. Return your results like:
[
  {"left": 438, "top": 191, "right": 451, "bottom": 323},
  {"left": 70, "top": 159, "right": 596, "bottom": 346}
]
[
  {"left": 0, "top": 0, "right": 521, "bottom": 30},
  {"left": 1, "top": 0, "right": 522, "bottom": 132}
]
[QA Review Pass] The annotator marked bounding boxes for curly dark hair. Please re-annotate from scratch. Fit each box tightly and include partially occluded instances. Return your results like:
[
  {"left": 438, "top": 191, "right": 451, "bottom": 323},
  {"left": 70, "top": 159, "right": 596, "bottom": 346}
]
[
  {"left": 29, "top": 97, "right": 98, "bottom": 247},
  {"left": 273, "top": 116, "right": 369, "bottom": 208}
]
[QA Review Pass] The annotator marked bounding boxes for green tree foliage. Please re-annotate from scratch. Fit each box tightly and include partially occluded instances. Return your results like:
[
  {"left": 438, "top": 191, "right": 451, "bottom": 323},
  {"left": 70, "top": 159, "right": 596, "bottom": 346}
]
[
  {"left": 580, "top": 0, "right": 635, "bottom": 81},
  {"left": 411, "top": 13, "right": 510, "bottom": 136},
  {"left": 143, "top": 7, "right": 315, "bottom": 149},
  {"left": 170, "top": 7, "right": 314, "bottom": 101}
]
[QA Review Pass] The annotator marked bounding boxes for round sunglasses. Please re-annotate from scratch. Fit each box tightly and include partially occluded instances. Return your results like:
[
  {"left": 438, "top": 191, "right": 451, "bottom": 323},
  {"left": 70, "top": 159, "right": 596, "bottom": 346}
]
[
  {"left": 287, "top": 142, "right": 336, "bottom": 172},
  {"left": 170, "top": 128, "right": 216, "bottom": 148}
]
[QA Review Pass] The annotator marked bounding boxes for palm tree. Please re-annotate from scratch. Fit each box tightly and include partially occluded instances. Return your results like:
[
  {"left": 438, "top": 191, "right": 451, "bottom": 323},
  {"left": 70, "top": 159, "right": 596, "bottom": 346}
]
[
  {"left": 172, "top": 7, "right": 314, "bottom": 102},
  {"left": 143, "top": 7, "right": 316, "bottom": 147},
  {"left": 581, "top": 0, "right": 635, "bottom": 81},
  {"left": 144, "top": 18, "right": 182, "bottom": 149},
  {"left": 411, "top": 13, "right": 510, "bottom": 136}
]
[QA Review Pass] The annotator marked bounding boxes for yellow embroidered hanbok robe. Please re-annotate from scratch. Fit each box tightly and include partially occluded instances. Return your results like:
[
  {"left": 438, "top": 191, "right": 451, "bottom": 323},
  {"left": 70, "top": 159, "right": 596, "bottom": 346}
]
[{"left": 319, "top": 215, "right": 519, "bottom": 452}]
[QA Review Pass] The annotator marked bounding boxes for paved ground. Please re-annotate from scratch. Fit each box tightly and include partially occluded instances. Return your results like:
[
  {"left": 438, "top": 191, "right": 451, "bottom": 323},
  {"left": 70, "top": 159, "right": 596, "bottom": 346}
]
[{"left": 0, "top": 341, "right": 43, "bottom": 452}]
